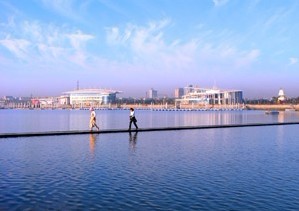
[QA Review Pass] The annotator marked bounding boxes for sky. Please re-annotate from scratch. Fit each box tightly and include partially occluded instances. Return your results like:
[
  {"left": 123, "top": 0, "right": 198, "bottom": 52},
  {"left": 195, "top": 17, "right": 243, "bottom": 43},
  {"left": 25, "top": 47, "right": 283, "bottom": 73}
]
[{"left": 0, "top": 0, "right": 299, "bottom": 98}]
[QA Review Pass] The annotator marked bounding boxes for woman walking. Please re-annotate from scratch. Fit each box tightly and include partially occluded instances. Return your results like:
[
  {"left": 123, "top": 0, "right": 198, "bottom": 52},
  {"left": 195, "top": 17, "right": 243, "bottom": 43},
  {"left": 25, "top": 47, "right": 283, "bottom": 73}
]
[
  {"left": 89, "top": 107, "right": 99, "bottom": 131},
  {"left": 129, "top": 108, "right": 138, "bottom": 130}
]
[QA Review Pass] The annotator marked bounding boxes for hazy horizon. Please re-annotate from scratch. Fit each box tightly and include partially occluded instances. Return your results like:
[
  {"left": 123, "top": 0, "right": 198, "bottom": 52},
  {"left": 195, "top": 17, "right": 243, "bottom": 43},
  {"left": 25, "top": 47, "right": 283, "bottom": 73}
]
[{"left": 1, "top": 0, "right": 299, "bottom": 98}]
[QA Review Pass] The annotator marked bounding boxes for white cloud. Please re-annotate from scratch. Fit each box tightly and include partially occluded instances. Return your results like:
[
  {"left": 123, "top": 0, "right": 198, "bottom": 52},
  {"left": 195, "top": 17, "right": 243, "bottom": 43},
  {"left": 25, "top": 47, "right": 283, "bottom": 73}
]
[
  {"left": 0, "top": 38, "right": 30, "bottom": 59},
  {"left": 212, "top": 0, "right": 229, "bottom": 7},
  {"left": 105, "top": 19, "right": 260, "bottom": 73},
  {"left": 289, "top": 57, "right": 298, "bottom": 65},
  {"left": 105, "top": 19, "right": 197, "bottom": 69},
  {"left": 107, "top": 19, "right": 260, "bottom": 71},
  {"left": 0, "top": 20, "right": 94, "bottom": 65},
  {"left": 0, "top": 17, "right": 261, "bottom": 78},
  {"left": 106, "top": 19, "right": 170, "bottom": 49},
  {"left": 67, "top": 31, "right": 94, "bottom": 50},
  {"left": 106, "top": 27, "right": 122, "bottom": 45}
]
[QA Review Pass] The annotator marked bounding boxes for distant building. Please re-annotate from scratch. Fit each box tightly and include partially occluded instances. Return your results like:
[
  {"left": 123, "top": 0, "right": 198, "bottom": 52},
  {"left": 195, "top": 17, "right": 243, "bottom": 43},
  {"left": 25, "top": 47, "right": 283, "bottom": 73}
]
[
  {"left": 184, "top": 85, "right": 194, "bottom": 95},
  {"left": 277, "top": 88, "right": 286, "bottom": 103},
  {"left": 0, "top": 99, "right": 5, "bottom": 108},
  {"left": 58, "top": 95, "right": 70, "bottom": 105},
  {"left": 147, "top": 88, "right": 158, "bottom": 99},
  {"left": 3, "top": 96, "right": 15, "bottom": 101},
  {"left": 31, "top": 99, "right": 40, "bottom": 108},
  {"left": 174, "top": 88, "right": 184, "bottom": 98},
  {"left": 1, "top": 96, "right": 32, "bottom": 108},
  {"left": 64, "top": 88, "right": 121, "bottom": 107},
  {"left": 176, "top": 86, "right": 243, "bottom": 105}
]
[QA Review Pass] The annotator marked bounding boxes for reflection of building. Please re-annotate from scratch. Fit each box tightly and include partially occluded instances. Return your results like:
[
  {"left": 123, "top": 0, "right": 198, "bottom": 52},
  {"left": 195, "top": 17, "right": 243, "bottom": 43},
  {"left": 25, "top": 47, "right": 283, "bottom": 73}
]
[
  {"left": 176, "top": 86, "right": 243, "bottom": 105},
  {"left": 64, "top": 88, "right": 121, "bottom": 106},
  {"left": 278, "top": 88, "right": 286, "bottom": 103},
  {"left": 174, "top": 88, "right": 184, "bottom": 98},
  {"left": 147, "top": 88, "right": 158, "bottom": 99}
]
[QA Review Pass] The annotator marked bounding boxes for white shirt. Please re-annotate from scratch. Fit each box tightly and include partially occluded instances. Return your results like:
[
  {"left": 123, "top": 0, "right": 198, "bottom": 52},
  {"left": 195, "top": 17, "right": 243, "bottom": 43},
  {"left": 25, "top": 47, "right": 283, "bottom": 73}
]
[
  {"left": 130, "top": 110, "right": 135, "bottom": 117},
  {"left": 91, "top": 111, "right": 96, "bottom": 117}
]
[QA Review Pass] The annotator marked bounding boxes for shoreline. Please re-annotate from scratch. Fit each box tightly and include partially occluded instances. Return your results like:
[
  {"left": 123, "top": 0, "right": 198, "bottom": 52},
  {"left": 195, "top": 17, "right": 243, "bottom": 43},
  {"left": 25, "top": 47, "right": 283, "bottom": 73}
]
[
  {"left": 245, "top": 104, "right": 298, "bottom": 111},
  {"left": 1, "top": 104, "right": 298, "bottom": 111}
]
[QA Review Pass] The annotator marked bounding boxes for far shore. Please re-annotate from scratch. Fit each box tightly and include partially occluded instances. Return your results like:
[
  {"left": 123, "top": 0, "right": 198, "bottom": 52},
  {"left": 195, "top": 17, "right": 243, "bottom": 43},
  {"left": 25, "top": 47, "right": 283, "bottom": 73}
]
[
  {"left": 245, "top": 104, "right": 299, "bottom": 111},
  {"left": 1, "top": 103, "right": 298, "bottom": 111}
]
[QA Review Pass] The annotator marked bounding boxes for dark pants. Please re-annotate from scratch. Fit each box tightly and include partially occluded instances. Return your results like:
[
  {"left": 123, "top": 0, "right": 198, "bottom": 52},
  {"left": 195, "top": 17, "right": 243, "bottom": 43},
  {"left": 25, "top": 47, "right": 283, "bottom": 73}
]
[{"left": 129, "top": 117, "right": 138, "bottom": 130}]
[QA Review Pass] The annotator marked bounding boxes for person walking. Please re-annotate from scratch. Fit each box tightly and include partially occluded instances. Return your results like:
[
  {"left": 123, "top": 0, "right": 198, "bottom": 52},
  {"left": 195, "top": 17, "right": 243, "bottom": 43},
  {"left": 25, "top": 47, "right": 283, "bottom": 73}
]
[
  {"left": 129, "top": 108, "right": 138, "bottom": 130},
  {"left": 89, "top": 107, "right": 99, "bottom": 131}
]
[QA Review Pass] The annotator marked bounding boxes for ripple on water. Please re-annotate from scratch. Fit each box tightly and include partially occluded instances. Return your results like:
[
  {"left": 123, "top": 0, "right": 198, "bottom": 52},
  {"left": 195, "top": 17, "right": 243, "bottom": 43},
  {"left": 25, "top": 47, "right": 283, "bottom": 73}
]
[{"left": 1, "top": 127, "right": 299, "bottom": 210}]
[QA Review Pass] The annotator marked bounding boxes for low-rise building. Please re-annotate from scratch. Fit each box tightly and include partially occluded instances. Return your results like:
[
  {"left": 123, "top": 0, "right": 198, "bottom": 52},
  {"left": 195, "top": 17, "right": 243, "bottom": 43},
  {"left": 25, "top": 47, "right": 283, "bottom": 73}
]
[
  {"left": 64, "top": 88, "right": 121, "bottom": 107},
  {"left": 58, "top": 95, "right": 70, "bottom": 105},
  {"left": 176, "top": 86, "right": 243, "bottom": 105}
]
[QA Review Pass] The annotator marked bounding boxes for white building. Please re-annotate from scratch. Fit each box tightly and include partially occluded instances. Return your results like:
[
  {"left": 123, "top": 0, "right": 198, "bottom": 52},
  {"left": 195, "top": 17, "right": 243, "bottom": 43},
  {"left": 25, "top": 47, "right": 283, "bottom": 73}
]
[
  {"left": 176, "top": 86, "right": 243, "bottom": 105},
  {"left": 38, "top": 97, "right": 57, "bottom": 107},
  {"left": 64, "top": 88, "right": 121, "bottom": 107},
  {"left": 277, "top": 88, "right": 286, "bottom": 103},
  {"left": 58, "top": 95, "right": 70, "bottom": 105}
]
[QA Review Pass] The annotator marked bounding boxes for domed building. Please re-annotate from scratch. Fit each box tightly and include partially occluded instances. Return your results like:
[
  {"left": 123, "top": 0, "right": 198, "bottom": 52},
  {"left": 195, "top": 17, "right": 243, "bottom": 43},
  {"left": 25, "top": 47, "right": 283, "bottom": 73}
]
[{"left": 277, "top": 88, "right": 286, "bottom": 103}]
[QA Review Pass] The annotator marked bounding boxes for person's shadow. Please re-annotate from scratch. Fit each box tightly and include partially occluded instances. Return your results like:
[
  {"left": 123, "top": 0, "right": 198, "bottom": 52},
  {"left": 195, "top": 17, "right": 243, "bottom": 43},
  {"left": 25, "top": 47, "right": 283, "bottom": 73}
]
[{"left": 129, "top": 131, "right": 138, "bottom": 152}]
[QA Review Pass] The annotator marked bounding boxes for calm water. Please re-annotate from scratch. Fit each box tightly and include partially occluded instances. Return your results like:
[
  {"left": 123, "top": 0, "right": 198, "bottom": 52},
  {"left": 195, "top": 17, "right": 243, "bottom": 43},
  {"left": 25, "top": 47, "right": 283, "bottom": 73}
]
[
  {"left": 1, "top": 110, "right": 299, "bottom": 210},
  {"left": 1, "top": 109, "right": 299, "bottom": 133}
]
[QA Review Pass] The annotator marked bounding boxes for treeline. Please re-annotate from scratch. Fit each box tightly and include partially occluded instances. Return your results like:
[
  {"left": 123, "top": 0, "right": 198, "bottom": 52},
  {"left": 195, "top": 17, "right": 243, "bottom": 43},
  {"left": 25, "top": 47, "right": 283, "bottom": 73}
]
[{"left": 245, "top": 97, "right": 299, "bottom": 104}]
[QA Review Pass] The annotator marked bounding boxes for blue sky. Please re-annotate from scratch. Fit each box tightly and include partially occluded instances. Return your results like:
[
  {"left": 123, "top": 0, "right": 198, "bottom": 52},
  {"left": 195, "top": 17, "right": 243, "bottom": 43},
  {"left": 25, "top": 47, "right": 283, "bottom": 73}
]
[{"left": 0, "top": 0, "right": 298, "bottom": 98}]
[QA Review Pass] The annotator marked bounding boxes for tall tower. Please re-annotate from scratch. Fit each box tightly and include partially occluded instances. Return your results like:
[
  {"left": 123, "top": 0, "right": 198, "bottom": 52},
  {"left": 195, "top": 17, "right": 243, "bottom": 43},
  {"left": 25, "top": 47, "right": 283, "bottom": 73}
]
[{"left": 77, "top": 80, "right": 79, "bottom": 90}]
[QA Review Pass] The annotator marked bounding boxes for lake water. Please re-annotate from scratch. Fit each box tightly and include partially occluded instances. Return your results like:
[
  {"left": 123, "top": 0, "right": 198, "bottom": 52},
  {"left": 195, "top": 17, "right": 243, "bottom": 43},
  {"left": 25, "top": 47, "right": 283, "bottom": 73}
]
[
  {"left": 1, "top": 109, "right": 299, "bottom": 210},
  {"left": 1, "top": 109, "right": 299, "bottom": 133}
]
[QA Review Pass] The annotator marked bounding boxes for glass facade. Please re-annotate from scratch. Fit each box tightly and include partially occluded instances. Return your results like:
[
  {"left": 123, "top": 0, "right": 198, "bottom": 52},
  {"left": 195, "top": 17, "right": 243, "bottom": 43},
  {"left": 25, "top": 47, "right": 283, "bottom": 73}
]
[
  {"left": 64, "top": 89, "right": 121, "bottom": 107},
  {"left": 176, "top": 87, "right": 243, "bottom": 105}
]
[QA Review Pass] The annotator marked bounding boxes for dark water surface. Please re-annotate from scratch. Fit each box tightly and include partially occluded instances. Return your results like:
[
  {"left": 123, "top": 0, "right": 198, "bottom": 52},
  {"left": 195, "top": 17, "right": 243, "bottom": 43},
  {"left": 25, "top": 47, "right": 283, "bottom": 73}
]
[{"left": 1, "top": 125, "right": 299, "bottom": 210}]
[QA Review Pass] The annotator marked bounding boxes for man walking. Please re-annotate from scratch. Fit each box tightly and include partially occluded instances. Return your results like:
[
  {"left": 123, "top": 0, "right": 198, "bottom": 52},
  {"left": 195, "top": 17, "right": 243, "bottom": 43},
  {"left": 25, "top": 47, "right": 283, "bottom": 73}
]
[{"left": 129, "top": 108, "right": 138, "bottom": 130}]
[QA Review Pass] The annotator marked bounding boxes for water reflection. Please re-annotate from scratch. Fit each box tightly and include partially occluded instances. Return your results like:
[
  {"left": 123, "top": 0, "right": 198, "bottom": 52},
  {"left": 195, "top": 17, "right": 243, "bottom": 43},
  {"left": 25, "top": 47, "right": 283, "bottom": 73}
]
[
  {"left": 1, "top": 109, "right": 299, "bottom": 133},
  {"left": 89, "top": 133, "right": 99, "bottom": 155},
  {"left": 129, "top": 132, "right": 138, "bottom": 152}
]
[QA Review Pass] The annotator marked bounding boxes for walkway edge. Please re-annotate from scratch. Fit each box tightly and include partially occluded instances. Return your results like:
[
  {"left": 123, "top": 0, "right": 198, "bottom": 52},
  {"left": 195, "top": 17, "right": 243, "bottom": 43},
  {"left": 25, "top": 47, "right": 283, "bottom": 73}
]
[{"left": 1, "top": 122, "right": 299, "bottom": 138}]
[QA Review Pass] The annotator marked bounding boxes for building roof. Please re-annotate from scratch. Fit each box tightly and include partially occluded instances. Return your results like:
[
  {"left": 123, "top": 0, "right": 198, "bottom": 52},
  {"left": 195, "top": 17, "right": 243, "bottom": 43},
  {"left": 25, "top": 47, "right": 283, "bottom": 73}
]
[{"left": 64, "top": 88, "right": 122, "bottom": 95}]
